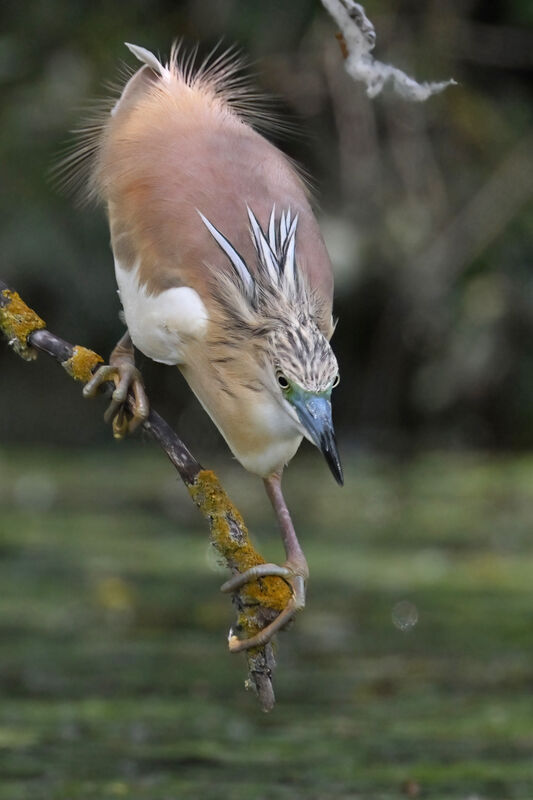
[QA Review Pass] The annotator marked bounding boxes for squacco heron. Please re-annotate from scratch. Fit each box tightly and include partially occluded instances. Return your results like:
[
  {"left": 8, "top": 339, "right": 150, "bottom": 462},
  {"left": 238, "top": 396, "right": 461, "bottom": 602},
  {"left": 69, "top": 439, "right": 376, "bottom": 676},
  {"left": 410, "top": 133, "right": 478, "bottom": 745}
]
[{"left": 73, "top": 43, "right": 343, "bottom": 651}]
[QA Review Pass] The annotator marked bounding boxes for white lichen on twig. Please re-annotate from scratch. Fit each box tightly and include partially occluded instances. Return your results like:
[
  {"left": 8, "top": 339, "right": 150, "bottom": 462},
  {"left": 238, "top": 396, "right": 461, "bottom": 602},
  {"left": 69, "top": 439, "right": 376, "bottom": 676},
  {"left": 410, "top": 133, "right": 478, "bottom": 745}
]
[{"left": 321, "top": 0, "right": 456, "bottom": 101}]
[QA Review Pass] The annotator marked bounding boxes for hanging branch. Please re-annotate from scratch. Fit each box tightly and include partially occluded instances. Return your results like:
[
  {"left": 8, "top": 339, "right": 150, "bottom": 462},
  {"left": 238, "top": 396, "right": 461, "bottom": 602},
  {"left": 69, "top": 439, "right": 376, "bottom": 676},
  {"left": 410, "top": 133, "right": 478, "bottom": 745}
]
[
  {"left": 0, "top": 279, "right": 293, "bottom": 712},
  {"left": 321, "top": 0, "right": 456, "bottom": 101}
]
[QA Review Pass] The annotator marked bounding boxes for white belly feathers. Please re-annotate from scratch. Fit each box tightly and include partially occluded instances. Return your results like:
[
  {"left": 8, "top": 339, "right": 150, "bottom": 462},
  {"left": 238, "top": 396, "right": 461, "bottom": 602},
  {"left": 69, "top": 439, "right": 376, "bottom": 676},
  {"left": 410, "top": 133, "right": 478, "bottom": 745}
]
[{"left": 114, "top": 258, "right": 208, "bottom": 365}]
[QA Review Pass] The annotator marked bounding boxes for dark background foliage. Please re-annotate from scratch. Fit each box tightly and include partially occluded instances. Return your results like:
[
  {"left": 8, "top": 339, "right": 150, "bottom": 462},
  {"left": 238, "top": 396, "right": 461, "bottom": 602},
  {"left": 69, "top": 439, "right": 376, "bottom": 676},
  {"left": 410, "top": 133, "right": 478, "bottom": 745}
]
[{"left": 2, "top": 0, "right": 532, "bottom": 455}]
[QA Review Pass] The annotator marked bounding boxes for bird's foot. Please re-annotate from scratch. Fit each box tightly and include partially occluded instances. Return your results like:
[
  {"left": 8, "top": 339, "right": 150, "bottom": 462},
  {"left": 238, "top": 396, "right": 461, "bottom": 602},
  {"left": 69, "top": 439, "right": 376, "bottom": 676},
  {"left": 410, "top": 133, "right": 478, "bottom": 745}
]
[
  {"left": 83, "top": 360, "right": 149, "bottom": 439},
  {"left": 221, "top": 561, "right": 307, "bottom": 653}
]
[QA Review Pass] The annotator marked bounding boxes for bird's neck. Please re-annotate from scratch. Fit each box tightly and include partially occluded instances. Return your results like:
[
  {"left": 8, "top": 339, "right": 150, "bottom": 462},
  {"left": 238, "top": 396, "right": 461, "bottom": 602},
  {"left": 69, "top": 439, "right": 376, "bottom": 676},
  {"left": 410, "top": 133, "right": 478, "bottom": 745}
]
[{"left": 179, "top": 353, "right": 302, "bottom": 477}]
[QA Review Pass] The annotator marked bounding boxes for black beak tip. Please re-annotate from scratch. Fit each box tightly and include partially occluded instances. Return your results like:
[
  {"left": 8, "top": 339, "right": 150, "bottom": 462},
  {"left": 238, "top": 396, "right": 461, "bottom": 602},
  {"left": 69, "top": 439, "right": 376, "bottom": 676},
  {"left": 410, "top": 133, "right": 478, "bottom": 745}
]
[
  {"left": 330, "top": 460, "right": 344, "bottom": 487},
  {"left": 321, "top": 439, "right": 344, "bottom": 487}
]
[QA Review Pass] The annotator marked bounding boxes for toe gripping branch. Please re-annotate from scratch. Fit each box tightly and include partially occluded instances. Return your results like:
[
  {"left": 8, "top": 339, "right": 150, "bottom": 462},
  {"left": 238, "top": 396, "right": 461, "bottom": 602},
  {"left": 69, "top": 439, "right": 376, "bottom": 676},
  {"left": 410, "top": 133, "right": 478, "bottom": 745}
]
[
  {"left": 0, "top": 279, "right": 292, "bottom": 711},
  {"left": 83, "top": 332, "right": 149, "bottom": 439}
]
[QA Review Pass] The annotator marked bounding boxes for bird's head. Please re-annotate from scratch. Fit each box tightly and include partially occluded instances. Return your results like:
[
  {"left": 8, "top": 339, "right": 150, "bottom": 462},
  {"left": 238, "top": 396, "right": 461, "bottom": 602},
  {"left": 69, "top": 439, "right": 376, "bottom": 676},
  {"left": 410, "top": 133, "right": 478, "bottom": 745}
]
[
  {"left": 267, "top": 320, "right": 343, "bottom": 486},
  {"left": 200, "top": 203, "right": 343, "bottom": 485}
]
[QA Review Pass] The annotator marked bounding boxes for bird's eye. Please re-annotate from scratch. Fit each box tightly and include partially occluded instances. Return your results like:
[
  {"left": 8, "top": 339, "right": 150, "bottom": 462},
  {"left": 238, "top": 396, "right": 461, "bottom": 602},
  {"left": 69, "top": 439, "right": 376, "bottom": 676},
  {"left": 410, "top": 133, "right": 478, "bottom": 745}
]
[
  {"left": 332, "top": 374, "right": 340, "bottom": 388},
  {"left": 277, "top": 372, "right": 290, "bottom": 390}
]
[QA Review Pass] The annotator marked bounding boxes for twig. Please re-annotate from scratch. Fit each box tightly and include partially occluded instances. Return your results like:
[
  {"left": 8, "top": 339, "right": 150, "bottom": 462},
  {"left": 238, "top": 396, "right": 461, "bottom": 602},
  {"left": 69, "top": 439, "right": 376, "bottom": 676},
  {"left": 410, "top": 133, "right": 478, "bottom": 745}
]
[
  {"left": 0, "top": 279, "right": 293, "bottom": 712},
  {"left": 321, "top": 0, "right": 456, "bottom": 101}
]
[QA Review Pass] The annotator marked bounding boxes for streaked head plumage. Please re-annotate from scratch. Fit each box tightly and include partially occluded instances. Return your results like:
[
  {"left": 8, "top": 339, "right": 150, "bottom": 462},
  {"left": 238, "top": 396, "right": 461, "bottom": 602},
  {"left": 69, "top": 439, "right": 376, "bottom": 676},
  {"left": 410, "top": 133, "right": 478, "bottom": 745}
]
[
  {"left": 200, "top": 204, "right": 339, "bottom": 396},
  {"left": 270, "top": 318, "right": 339, "bottom": 396}
]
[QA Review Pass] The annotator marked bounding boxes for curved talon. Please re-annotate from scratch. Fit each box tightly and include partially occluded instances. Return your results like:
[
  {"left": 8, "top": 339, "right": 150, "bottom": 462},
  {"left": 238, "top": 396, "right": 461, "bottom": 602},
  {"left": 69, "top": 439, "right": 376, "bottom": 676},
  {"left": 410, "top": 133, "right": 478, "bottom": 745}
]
[
  {"left": 83, "top": 364, "right": 118, "bottom": 398},
  {"left": 220, "top": 563, "right": 292, "bottom": 593},
  {"left": 222, "top": 565, "right": 307, "bottom": 653},
  {"left": 83, "top": 361, "right": 149, "bottom": 438},
  {"left": 111, "top": 407, "right": 129, "bottom": 439},
  {"left": 228, "top": 596, "right": 300, "bottom": 653},
  {"left": 130, "top": 376, "right": 150, "bottom": 430}
]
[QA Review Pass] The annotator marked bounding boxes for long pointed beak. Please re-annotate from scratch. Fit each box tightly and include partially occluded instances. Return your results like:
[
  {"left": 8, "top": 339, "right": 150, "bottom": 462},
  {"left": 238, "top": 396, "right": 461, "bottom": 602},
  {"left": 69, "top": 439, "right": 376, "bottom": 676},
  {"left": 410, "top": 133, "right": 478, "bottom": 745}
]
[{"left": 293, "top": 394, "right": 344, "bottom": 486}]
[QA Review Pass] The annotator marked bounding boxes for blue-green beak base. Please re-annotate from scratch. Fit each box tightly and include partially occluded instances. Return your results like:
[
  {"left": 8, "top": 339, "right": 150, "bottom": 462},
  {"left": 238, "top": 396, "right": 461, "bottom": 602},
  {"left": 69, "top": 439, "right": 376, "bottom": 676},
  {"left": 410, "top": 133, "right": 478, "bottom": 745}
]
[{"left": 291, "top": 392, "right": 344, "bottom": 486}]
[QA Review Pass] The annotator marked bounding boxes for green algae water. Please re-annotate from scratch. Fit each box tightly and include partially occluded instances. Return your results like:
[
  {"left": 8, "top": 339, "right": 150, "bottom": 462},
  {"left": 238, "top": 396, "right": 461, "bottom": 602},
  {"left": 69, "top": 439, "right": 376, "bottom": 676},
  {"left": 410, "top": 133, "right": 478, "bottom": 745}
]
[{"left": 1, "top": 447, "right": 533, "bottom": 799}]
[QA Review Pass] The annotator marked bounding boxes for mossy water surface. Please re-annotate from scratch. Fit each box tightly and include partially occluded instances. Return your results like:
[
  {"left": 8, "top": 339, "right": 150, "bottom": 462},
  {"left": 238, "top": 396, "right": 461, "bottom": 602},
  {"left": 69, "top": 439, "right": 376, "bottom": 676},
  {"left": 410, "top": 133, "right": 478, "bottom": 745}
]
[{"left": 1, "top": 447, "right": 533, "bottom": 799}]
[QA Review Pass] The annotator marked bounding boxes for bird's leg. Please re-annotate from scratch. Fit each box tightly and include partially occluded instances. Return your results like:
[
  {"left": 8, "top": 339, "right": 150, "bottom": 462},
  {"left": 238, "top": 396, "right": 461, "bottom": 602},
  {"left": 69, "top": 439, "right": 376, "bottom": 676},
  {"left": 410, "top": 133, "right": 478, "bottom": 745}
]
[
  {"left": 221, "top": 471, "right": 309, "bottom": 653},
  {"left": 83, "top": 331, "right": 149, "bottom": 438}
]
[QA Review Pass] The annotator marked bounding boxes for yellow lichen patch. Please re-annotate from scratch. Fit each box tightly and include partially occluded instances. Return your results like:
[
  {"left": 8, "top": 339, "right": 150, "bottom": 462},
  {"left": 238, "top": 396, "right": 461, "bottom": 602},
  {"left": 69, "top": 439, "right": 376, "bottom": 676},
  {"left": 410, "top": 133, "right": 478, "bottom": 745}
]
[
  {"left": 188, "top": 470, "right": 291, "bottom": 615},
  {"left": 0, "top": 289, "right": 46, "bottom": 360},
  {"left": 236, "top": 609, "right": 266, "bottom": 638},
  {"left": 62, "top": 346, "right": 103, "bottom": 383}
]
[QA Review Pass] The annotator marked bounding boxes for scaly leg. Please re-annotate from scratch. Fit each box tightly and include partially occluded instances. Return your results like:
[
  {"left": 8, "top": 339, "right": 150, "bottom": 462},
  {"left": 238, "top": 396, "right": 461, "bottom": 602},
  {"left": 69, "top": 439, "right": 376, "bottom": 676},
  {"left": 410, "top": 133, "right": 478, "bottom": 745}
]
[
  {"left": 221, "top": 471, "right": 309, "bottom": 653},
  {"left": 83, "top": 331, "right": 149, "bottom": 438}
]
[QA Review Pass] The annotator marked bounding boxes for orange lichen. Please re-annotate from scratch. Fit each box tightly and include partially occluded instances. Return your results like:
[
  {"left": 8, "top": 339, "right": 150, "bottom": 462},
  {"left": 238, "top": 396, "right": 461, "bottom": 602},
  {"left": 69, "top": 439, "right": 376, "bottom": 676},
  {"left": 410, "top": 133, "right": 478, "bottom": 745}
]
[
  {"left": 62, "top": 345, "right": 103, "bottom": 383},
  {"left": 0, "top": 289, "right": 46, "bottom": 360},
  {"left": 188, "top": 469, "right": 291, "bottom": 615}
]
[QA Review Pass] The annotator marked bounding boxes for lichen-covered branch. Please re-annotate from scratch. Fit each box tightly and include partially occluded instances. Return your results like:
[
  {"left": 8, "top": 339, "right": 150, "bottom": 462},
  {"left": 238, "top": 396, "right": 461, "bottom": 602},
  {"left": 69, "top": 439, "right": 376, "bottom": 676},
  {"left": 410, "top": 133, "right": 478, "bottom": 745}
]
[
  {"left": 0, "top": 280, "right": 291, "bottom": 711},
  {"left": 321, "top": 0, "right": 456, "bottom": 101}
]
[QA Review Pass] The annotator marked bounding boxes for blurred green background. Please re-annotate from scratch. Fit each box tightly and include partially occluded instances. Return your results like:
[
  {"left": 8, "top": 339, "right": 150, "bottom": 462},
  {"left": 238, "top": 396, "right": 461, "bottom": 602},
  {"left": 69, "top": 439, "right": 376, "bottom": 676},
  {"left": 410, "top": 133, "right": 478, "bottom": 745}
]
[{"left": 1, "top": 1, "right": 533, "bottom": 798}]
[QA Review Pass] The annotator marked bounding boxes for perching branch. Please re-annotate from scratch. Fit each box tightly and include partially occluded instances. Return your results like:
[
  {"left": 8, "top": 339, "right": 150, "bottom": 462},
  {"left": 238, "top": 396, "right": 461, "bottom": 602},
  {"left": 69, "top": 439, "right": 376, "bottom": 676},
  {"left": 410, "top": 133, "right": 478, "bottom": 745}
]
[
  {"left": 321, "top": 0, "right": 456, "bottom": 101},
  {"left": 0, "top": 280, "right": 293, "bottom": 712}
]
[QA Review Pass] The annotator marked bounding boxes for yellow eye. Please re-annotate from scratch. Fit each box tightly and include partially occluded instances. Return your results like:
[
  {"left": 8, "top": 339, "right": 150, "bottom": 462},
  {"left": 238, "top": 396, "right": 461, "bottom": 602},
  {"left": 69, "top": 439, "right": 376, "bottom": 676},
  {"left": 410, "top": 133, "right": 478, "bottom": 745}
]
[
  {"left": 332, "top": 374, "right": 340, "bottom": 388},
  {"left": 277, "top": 372, "right": 290, "bottom": 390}
]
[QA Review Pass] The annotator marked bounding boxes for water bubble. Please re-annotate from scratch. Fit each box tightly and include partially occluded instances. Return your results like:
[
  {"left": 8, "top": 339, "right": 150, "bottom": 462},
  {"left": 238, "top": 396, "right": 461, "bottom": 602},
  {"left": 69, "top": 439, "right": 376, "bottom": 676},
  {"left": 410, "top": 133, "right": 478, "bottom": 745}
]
[{"left": 392, "top": 600, "right": 418, "bottom": 631}]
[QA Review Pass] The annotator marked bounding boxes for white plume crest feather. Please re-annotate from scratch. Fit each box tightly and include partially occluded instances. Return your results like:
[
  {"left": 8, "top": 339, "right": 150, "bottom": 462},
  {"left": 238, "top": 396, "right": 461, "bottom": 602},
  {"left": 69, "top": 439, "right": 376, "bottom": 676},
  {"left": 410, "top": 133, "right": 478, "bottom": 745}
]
[
  {"left": 268, "top": 205, "right": 277, "bottom": 253},
  {"left": 245, "top": 205, "right": 301, "bottom": 297},
  {"left": 197, "top": 210, "right": 255, "bottom": 295},
  {"left": 199, "top": 204, "right": 304, "bottom": 312},
  {"left": 196, "top": 205, "right": 303, "bottom": 305},
  {"left": 247, "top": 205, "right": 278, "bottom": 285},
  {"left": 282, "top": 213, "right": 298, "bottom": 290}
]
